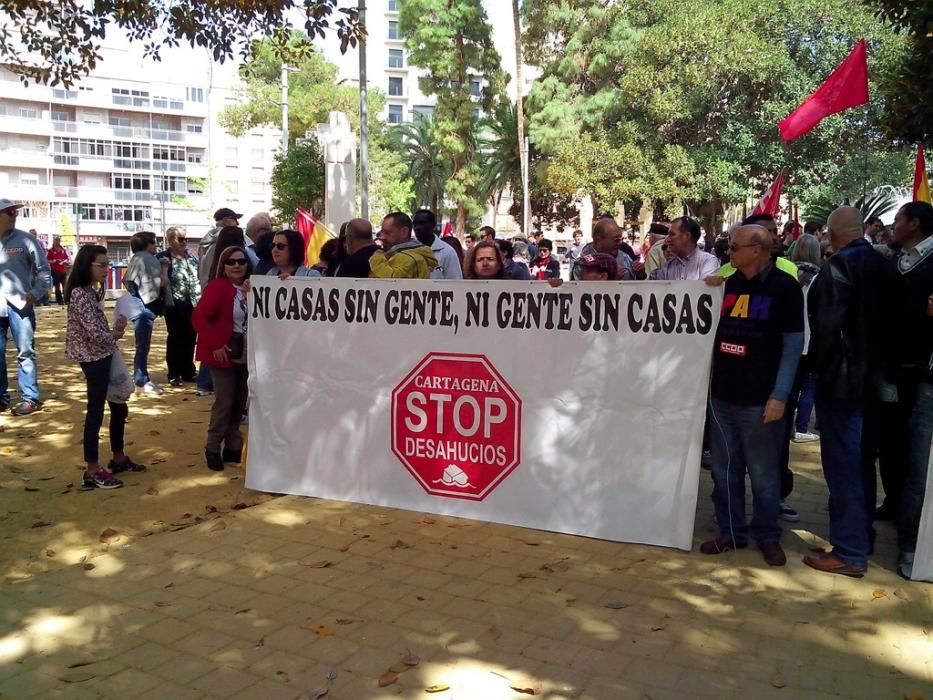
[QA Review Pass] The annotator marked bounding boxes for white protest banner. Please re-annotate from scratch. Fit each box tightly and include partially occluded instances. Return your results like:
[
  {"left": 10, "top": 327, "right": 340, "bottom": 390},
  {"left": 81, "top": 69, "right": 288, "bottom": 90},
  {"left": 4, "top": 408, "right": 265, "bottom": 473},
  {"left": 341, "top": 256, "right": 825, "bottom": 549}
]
[
  {"left": 911, "top": 433, "right": 933, "bottom": 582},
  {"left": 246, "top": 279, "right": 721, "bottom": 550}
]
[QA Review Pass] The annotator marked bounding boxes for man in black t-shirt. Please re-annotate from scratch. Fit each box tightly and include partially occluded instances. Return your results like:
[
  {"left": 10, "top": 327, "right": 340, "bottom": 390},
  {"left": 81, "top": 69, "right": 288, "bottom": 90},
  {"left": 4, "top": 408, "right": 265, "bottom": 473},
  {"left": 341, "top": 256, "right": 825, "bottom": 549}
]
[{"left": 701, "top": 225, "right": 804, "bottom": 567}]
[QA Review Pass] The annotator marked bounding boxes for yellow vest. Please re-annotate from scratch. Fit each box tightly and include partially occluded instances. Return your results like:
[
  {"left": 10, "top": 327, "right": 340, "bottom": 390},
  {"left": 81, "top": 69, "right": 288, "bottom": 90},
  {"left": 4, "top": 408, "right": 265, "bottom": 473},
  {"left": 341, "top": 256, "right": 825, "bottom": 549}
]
[{"left": 717, "top": 256, "right": 799, "bottom": 279}]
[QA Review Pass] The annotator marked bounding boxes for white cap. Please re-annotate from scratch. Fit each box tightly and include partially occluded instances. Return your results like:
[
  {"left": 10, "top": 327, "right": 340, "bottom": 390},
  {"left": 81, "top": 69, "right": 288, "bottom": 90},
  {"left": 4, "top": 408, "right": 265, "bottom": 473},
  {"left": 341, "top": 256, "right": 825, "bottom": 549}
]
[{"left": 0, "top": 199, "right": 23, "bottom": 212}]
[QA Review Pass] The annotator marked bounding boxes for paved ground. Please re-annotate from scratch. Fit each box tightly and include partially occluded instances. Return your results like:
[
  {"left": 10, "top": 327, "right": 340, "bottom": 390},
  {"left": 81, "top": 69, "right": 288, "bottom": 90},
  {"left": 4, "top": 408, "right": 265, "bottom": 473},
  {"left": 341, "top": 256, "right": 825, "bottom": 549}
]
[{"left": 1, "top": 306, "right": 932, "bottom": 699}]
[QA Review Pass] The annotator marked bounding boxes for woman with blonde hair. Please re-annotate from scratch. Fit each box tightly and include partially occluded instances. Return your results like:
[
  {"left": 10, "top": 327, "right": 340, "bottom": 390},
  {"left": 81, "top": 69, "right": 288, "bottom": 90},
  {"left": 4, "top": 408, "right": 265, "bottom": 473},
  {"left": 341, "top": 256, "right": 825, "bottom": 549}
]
[{"left": 159, "top": 226, "right": 201, "bottom": 386}]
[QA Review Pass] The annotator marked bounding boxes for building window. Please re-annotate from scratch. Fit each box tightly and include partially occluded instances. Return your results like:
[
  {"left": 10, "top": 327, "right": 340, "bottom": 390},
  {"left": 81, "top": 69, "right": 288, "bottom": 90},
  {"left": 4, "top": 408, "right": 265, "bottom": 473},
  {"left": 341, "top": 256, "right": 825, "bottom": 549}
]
[
  {"left": 387, "top": 104, "right": 403, "bottom": 124},
  {"left": 225, "top": 180, "right": 239, "bottom": 197},
  {"left": 51, "top": 110, "right": 70, "bottom": 122},
  {"left": 388, "top": 0, "right": 398, "bottom": 9},
  {"left": 20, "top": 174, "right": 39, "bottom": 186},
  {"left": 251, "top": 148, "right": 264, "bottom": 162},
  {"left": 186, "top": 87, "right": 204, "bottom": 103},
  {"left": 387, "top": 21, "right": 399, "bottom": 40},
  {"left": 186, "top": 124, "right": 203, "bottom": 133},
  {"left": 388, "top": 49, "right": 403, "bottom": 68},
  {"left": 388, "top": 77, "right": 404, "bottom": 96},
  {"left": 52, "top": 89, "right": 78, "bottom": 99},
  {"left": 16, "top": 107, "right": 38, "bottom": 119},
  {"left": 412, "top": 105, "right": 434, "bottom": 119},
  {"left": 469, "top": 80, "right": 481, "bottom": 97},
  {"left": 170, "top": 99, "right": 184, "bottom": 110},
  {"left": 82, "top": 113, "right": 101, "bottom": 124},
  {"left": 226, "top": 146, "right": 238, "bottom": 162},
  {"left": 187, "top": 152, "right": 203, "bottom": 164},
  {"left": 112, "top": 88, "right": 131, "bottom": 106},
  {"left": 109, "top": 117, "right": 131, "bottom": 127},
  {"left": 153, "top": 96, "right": 168, "bottom": 108}
]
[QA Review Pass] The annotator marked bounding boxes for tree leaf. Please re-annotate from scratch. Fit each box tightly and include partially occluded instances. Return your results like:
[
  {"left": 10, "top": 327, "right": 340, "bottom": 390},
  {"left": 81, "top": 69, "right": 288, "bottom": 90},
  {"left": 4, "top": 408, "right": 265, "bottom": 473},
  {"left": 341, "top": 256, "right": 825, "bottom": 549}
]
[
  {"left": 300, "top": 559, "right": 332, "bottom": 568},
  {"left": 605, "top": 601, "right": 631, "bottom": 610},
  {"left": 310, "top": 625, "right": 336, "bottom": 636},
  {"left": 770, "top": 672, "right": 787, "bottom": 688},
  {"left": 401, "top": 652, "right": 420, "bottom": 667},
  {"left": 872, "top": 589, "right": 887, "bottom": 599},
  {"left": 310, "top": 687, "right": 328, "bottom": 699},
  {"left": 509, "top": 680, "right": 542, "bottom": 695},
  {"left": 60, "top": 672, "right": 95, "bottom": 683},
  {"left": 425, "top": 684, "right": 450, "bottom": 693},
  {"left": 540, "top": 560, "right": 571, "bottom": 574},
  {"left": 99, "top": 528, "right": 120, "bottom": 543}
]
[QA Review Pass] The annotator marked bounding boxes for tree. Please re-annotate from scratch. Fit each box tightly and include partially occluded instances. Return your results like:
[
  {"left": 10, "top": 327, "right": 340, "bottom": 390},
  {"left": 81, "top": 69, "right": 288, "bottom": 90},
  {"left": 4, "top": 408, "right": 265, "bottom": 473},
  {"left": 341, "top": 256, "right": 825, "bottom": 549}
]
[
  {"left": 0, "top": 0, "right": 363, "bottom": 87},
  {"left": 865, "top": 0, "right": 933, "bottom": 142},
  {"left": 398, "top": 0, "right": 507, "bottom": 236},
  {"left": 477, "top": 101, "right": 522, "bottom": 228},
  {"left": 391, "top": 115, "right": 451, "bottom": 213},
  {"left": 523, "top": 0, "right": 912, "bottom": 224},
  {"left": 269, "top": 137, "right": 325, "bottom": 224}
]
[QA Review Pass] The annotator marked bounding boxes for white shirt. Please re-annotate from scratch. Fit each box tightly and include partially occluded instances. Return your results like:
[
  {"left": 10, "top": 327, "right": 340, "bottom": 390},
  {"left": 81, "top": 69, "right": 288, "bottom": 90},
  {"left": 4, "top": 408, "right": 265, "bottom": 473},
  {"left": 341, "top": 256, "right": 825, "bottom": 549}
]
[
  {"left": 899, "top": 235, "right": 933, "bottom": 274},
  {"left": 430, "top": 236, "right": 463, "bottom": 280}
]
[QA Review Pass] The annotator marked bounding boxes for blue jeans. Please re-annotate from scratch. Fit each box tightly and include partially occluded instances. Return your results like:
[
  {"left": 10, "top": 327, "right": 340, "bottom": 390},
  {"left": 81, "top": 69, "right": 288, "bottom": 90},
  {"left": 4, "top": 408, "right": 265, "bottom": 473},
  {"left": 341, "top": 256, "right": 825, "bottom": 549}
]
[
  {"left": 815, "top": 392, "right": 869, "bottom": 568},
  {"left": 132, "top": 308, "right": 156, "bottom": 387},
  {"left": 196, "top": 362, "right": 214, "bottom": 392},
  {"left": 0, "top": 307, "right": 39, "bottom": 404},
  {"left": 709, "top": 397, "right": 784, "bottom": 544},
  {"left": 795, "top": 373, "right": 817, "bottom": 432},
  {"left": 899, "top": 382, "right": 933, "bottom": 554}
]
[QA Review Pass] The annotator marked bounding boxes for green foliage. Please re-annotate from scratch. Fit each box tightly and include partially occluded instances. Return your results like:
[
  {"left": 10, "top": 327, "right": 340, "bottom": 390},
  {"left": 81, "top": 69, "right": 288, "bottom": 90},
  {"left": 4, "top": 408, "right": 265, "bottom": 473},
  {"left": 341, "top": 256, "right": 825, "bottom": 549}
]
[
  {"left": 398, "top": 0, "right": 508, "bottom": 234},
  {"left": 477, "top": 101, "right": 522, "bottom": 207},
  {"left": 524, "top": 0, "right": 913, "bottom": 218},
  {"left": 219, "top": 31, "right": 383, "bottom": 142},
  {"left": 802, "top": 189, "right": 902, "bottom": 227},
  {"left": 390, "top": 115, "right": 451, "bottom": 212},
  {"left": 368, "top": 129, "right": 416, "bottom": 216},
  {"left": 269, "top": 137, "right": 325, "bottom": 223},
  {"left": 0, "top": 0, "right": 363, "bottom": 87}
]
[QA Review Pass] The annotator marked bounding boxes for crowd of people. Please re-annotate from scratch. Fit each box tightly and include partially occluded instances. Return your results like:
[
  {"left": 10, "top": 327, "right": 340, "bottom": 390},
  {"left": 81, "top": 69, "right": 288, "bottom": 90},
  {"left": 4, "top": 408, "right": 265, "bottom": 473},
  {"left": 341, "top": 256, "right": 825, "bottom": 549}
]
[{"left": 0, "top": 196, "right": 931, "bottom": 580}]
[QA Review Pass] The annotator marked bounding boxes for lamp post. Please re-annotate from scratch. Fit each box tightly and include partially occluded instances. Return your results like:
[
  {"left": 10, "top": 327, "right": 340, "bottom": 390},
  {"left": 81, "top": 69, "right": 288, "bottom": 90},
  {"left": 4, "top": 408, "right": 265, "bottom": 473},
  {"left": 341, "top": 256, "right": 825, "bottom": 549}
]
[
  {"left": 358, "top": 0, "right": 369, "bottom": 219},
  {"left": 281, "top": 62, "right": 290, "bottom": 155}
]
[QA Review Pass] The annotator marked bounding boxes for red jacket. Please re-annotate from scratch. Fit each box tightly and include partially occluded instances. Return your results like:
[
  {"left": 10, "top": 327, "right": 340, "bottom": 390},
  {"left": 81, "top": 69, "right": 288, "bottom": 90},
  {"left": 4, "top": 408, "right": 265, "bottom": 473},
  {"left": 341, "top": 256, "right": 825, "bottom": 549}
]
[
  {"left": 47, "top": 246, "right": 70, "bottom": 275},
  {"left": 193, "top": 278, "right": 238, "bottom": 368}
]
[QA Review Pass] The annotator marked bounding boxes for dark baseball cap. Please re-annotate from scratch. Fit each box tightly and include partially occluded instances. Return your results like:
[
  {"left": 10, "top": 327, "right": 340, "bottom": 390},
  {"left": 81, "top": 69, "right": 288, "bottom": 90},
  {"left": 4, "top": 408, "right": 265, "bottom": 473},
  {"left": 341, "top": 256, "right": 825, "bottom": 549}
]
[
  {"left": 579, "top": 253, "right": 618, "bottom": 278},
  {"left": 214, "top": 207, "right": 243, "bottom": 222}
]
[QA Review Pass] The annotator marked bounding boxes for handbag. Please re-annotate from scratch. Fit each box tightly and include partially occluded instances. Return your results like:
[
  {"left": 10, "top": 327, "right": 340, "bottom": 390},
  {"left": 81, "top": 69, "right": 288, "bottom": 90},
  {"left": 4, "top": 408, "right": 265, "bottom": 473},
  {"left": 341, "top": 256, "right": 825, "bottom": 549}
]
[
  {"left": 107, "top": 349, "right": 133, "bottom": 404},
  {"left": 228, "top": 332, "right": 245, "bottom": 361}
]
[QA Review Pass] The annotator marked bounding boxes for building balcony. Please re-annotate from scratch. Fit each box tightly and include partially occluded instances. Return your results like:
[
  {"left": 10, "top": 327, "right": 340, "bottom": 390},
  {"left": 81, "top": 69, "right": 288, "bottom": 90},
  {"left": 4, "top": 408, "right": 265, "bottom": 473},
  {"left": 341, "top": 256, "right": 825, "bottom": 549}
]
[{"left": 0, "top": 149, "right": 52, "bottom": 169}]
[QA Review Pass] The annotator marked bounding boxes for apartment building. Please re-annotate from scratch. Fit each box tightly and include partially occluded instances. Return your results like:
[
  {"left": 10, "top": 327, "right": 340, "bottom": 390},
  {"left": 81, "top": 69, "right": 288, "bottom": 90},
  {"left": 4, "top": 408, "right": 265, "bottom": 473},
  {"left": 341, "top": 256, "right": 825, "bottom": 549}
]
[{"left": 0, "top": 36, "right": 280, "bottom": 258}]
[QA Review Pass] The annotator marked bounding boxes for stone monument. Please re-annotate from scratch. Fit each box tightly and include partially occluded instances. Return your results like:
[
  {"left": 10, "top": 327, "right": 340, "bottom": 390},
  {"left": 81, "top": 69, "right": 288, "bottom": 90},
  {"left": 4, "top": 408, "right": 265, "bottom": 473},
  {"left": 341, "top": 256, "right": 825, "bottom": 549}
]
[{"left": 315, "top": 111, "right": 357, "bottom": 232}]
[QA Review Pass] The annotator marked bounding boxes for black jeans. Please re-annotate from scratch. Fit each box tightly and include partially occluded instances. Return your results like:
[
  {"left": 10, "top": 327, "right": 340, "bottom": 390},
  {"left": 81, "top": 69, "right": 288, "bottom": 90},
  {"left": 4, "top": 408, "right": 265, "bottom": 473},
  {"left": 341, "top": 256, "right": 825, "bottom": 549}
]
[
  {"left": 164, "top": 300, "right": 197, "bottom": 381},
  {"left": 80, "top": 355, "right": 128, "bottom": 464},
  {"left": 51, "top": 270, "right": 66, "bottom": 305}
]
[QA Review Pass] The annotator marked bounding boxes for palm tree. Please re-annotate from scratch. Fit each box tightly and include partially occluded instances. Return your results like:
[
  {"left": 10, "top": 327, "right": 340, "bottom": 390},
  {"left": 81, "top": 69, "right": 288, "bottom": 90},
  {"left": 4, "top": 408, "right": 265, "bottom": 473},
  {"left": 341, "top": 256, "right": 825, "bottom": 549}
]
[
  {"left": 390, "top": 114, "right": 450, "bottom": 213},
  {"left": 478, "top": 101, "right": 522, "bottom": 229}
]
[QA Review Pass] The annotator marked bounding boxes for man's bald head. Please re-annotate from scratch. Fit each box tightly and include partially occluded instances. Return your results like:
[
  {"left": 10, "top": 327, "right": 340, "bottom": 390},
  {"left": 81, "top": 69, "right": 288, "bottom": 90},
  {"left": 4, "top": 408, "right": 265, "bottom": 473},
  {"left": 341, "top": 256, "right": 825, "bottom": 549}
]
[
  {"left": 827, "top": 206, "right": 863, "bottom": 249},
  {"left": 733, "top": 224, "right": 770, "bottom": 249},
  {"left": 345, "top": 218, "right": 374, "bottom": 254}
]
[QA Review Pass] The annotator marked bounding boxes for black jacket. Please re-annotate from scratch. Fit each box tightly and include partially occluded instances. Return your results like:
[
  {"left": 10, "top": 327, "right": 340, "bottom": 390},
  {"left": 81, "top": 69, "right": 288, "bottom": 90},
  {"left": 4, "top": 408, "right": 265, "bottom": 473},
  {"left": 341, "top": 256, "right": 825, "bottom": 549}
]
[
  {"left": 334, "top": 244, "right": 378, "bottom": 278},
  {"left": 808, "top": 238, "right": 905, "bottom": 401}
]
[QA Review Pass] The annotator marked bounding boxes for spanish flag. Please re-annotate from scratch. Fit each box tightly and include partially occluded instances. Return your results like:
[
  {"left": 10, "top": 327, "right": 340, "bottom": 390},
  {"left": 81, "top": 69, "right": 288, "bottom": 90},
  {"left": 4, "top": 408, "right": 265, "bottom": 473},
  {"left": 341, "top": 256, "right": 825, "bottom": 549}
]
[
  {"left": 296, "top": 208, "right": 335, "bottom": 266},
  {"left": 914, "top": 145, "right": 932, "bottom": 204}
]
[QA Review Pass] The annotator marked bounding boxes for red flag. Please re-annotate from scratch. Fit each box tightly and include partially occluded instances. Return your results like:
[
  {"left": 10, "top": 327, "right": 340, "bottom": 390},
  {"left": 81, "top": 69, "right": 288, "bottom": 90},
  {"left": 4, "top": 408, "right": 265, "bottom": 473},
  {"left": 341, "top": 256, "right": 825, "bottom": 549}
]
[
  {"left": 295, "top": 208, "right": 334, "bottom": 266},
  {"left": 914, "top": 145, "right": 931, "bottom": 204},
  {"left": 778, "top": 39, "right": 869, "bottom": 141},
  {"left": 793, "top": 203, "right": 800, "bottom": 240},
  {"left": 752, "top": 170, "right": 785, "bottom": 218}
]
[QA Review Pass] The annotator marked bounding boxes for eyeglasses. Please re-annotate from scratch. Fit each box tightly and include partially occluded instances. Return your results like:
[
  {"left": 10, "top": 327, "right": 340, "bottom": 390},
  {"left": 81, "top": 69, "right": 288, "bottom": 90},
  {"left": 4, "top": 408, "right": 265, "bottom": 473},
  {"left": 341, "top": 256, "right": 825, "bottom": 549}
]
[
  {"left": 728, "top": 243, "right": 760, "bottom": 252},
  {"left": 271, "top": 242, "right": 288, "bottom": 250},
  {"left": 224, "top": 258, "right": 247, "bottom": 266}
]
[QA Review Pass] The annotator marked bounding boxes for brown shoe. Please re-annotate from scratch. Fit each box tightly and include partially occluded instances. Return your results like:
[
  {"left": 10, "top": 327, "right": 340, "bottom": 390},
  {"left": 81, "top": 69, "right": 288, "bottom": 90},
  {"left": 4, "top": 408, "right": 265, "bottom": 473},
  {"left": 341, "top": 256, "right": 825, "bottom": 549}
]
[
  {"left": 802, "top": 551, "right": 865, "bottom": 578},
  {"left": 700, "top": 536, "right": 747, "bottom": 555},
  {"left": 759, "top": 541, "right": 786, "bottom": 566}
]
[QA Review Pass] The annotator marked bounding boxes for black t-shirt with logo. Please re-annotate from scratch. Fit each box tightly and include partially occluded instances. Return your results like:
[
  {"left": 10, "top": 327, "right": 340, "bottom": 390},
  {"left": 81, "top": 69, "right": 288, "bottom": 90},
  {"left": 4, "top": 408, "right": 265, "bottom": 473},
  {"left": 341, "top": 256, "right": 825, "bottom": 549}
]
[{"left": 711, "top": 265, "right": 804, "bottom": 406}]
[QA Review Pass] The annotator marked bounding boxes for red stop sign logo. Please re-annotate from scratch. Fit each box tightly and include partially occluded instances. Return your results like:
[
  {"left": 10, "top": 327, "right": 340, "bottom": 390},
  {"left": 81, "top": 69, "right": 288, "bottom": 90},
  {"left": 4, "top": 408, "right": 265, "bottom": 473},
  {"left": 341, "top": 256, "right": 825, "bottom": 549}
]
[{"left": 391, "top": 352, "right": 523, "bottom": 501}]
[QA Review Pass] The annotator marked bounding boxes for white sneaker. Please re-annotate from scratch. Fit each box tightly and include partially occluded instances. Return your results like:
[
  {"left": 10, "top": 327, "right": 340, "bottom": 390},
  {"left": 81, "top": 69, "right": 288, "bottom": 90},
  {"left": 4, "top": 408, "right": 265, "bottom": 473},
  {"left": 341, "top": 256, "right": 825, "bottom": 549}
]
[
  {"left": 137, "top": 381, "right": 163, "bottom": 395},
  {"left": 792, "top": 431, "right": 819, "bottom": 443},
  {"left": 196, "top": 388, "right": 213, "bottom": 397}
]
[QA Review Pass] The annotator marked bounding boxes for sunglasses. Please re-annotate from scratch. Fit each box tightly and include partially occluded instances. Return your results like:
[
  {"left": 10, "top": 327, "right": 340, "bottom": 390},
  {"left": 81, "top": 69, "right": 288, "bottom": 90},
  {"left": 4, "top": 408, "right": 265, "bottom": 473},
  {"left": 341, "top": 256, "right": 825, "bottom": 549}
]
[
  {"left": 224, "top": 258, "right": 247, "bottom": 266},
  {"left": 271, "top": 242, "right": 289, "bottom": 250}
]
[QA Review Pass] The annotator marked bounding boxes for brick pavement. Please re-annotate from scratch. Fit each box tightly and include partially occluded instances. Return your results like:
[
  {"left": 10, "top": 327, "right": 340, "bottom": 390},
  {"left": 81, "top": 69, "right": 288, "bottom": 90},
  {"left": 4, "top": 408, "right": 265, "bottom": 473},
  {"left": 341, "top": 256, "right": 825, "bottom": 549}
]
[{"left": 1, "top": 455, "right": 932, "bottom": 700}]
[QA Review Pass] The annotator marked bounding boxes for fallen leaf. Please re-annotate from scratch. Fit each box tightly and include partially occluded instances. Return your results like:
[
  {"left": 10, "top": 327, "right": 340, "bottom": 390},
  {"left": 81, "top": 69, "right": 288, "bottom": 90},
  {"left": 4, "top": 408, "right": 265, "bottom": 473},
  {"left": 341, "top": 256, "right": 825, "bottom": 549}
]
[
  {"left": 0, "top": 447, "right": 13, "bottom": 456},
  {"left": 145, "top": 487, "right": 159, "bottom": 496},
  {"left": 421, "top": 517, "right": 436, "bottom": 524},
  {"left": 605, "top": 601, "right": 631, "bottom": 610},
  {"left": 770, "top": 672, "right": 787, "bottom": 688},
  {"left": 509, "top": 680, "right": 542, "bottom": 695},
  {"left": 378, "top": 672, "right": 399, "bottom": 687},
  {"left": 148, "top": 430, "right": 160, "bottom": 436},
  {"left": 388, "top": 662, "right": 411, "bottom": 674},
  {"left": 872, "top": 589, "right": 887, "bottom": 599},
  {"left": 335, "top": 619, "right": 355, "bottom": 625},
  {"left": 325, "top": 667, "right": 338, "bottom": 681},
  {"left": 208, "top": 521, "right": 226, "bottom": 533},
  {"left": 206, "top": 505, "right": 217, "bottom": 513},
  {"left": 99, "top": 528, "right": 120, "bottom": 544},
  {"left": 391, "top": 539, "right": 414, "bottom": 550},
  {"left": 235, "top": 608, "right": 251, "bottom": 615},
  {"left": 516, "top": 572, "right": 538, "bottom": 580},
  {"left": 31, "top": 520, "right": 52, "bottom": 528},
  {"left": 894, "top": 588, "right": 911, "bottom": 601},
  {"left": 651, "top": 624, "right": 666, "bottom": 632},
  {"left": 60, "top": 672, "right": 96, "bottom": 683},
  {"left": 523, "top": 541, "right": 540, "bottom": 546},
  {"left": 232, "top": 502, "right": 248, "bottom": 510},
  {"left": 38, "top": 476, "right": 54, "bottom": 481},
  {"left": 24, "top": 486, "right": 39, "bottom": 492},
  {"left": 337, "top": 545, "right": 350, "bottom": 552},
  {"left": 310, "top": 625, "right": 336, "bottom": 637},
  {"left": 400, "top": 652, "right": 420, "bottom": 667},
  {"left": 309, "top": 687, "right": 328, "bottom": 699},
  {"left": 255, "top": 637, "right": 264, "bottom": 647},
  {"left": 300, "top": 559, "right": 332, "bottom": 568},
  {"left": 447, "top": 523, "right": 471, "bottom": 528},
  {"left": 66, "top": 660, "right": 96, "bottom": 669},
  {"left": 541, "top": 560, "right": 571, "bottom": 574},
  {"left": 153, "top": 601, "right": 172, "bottom": 608},
  {"left": 45, "top": 549, "right": 55, "bottom": 557},
  {"left": 485, "top": 625, "right": 502, "bottom": 641},
  {"left": 425, "top": 684, "right": 450, "bottom": 693}
]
